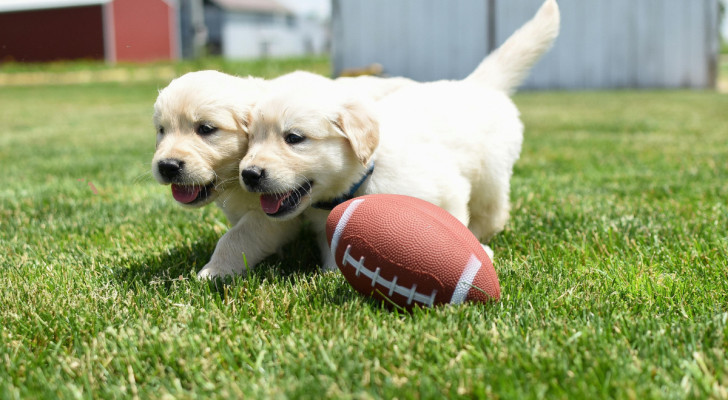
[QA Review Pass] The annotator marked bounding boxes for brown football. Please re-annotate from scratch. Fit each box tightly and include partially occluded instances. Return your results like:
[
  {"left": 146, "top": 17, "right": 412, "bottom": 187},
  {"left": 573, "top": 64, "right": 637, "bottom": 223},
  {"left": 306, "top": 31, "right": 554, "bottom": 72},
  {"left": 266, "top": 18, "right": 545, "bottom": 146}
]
[{"left": 326, "top": 194, "right": 500, "bottom": 308}]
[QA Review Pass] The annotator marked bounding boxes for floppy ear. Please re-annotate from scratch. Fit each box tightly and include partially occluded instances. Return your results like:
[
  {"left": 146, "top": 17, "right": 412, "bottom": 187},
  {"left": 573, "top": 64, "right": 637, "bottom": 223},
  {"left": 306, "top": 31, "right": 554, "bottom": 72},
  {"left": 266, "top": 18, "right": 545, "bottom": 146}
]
[
  {"left": 239, "top": 109, "right": 252, "bottom": 133},
  {"left": 226, "top": 105, "right": 251, "bottom": 133},
  {"left": 215, "top": 100, "right": 252, "bottom": 133},
  {"left": 332, "top": 101, "right": 379, "bottom": 166}
]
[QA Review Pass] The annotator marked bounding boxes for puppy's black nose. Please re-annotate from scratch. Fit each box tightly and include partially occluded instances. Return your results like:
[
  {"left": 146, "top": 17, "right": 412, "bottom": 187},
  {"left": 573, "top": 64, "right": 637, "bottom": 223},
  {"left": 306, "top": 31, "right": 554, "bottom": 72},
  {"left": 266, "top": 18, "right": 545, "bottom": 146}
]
[
  {"left": 158, "top": 159, "right": 184, "bottom": 181},
  {"left": 241, "top": 166, "right": 265, "bottom": 187}
]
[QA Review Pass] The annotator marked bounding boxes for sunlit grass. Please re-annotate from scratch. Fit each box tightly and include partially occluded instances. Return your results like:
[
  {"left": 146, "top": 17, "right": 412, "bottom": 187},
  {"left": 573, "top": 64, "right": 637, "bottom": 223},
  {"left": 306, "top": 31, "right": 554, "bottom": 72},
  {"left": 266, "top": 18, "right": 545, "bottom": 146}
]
[
  {"left": 1, "top": 60, "right": 726, "bottom": 398},
  {"left": 0, "top": 56, "right": 330, "bottom": 86}
]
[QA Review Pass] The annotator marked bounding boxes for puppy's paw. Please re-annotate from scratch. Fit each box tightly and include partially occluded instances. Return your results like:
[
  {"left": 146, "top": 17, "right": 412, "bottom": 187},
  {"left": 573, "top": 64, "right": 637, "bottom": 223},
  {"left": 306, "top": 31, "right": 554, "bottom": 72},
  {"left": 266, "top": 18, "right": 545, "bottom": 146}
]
[
  {"left": 320, "top": 251, "right": 339, "bottom": 272},
  {"left": 321, "top": 258, "right": 339, "bottom": 272},
  {"left": 197, "top": 262, "right": 239, "bottom": 280},
  {"left": 481, "top": 244, "right": 495, "bottom": 260}
]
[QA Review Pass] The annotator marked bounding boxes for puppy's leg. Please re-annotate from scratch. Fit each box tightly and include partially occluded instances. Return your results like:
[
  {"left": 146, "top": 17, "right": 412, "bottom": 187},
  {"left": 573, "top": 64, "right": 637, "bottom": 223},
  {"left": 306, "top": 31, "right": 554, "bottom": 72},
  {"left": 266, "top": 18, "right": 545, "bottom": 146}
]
[
  {"left": 317, "top": 231, "right": 338, "bottom": 272},
  {"left": 468, "top": 180, "right": 511, "bottom": 245},
  {"left": 306, "top": 209, "right": 338, "bottom": 271},
  {"left": 198, "top": 211, "right": 301, "bottom": 279},
  {"left": 440, "top": 175, "right": 472, "bottom": 227},
  {"left": 482, "top": 244, "right": 495, "bottom": 260},
  {"left": 443, "top": 179, "right": 499, "bottom": 260}
]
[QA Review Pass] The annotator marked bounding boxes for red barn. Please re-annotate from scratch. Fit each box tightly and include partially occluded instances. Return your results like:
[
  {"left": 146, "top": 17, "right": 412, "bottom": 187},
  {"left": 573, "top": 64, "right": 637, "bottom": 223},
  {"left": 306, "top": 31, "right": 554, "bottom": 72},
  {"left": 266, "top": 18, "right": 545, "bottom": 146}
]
[{"left": 0, "top": 0, "right": 179, "bottom": 63}]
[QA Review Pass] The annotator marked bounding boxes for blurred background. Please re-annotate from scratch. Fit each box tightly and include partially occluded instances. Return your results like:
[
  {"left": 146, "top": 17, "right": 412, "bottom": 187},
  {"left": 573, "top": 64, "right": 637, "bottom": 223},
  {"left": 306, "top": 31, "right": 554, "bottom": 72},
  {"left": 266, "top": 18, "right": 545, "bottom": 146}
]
[{"left": 0, "top": 0, "right": 726, "bottom": 90}]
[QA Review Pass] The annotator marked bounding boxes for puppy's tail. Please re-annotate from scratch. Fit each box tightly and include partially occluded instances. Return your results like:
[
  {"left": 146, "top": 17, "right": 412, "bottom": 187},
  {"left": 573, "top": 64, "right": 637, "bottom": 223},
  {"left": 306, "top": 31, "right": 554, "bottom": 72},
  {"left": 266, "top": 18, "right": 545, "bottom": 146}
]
[{"left": 465, "top": 0, "right": 560, "bottom": 94}]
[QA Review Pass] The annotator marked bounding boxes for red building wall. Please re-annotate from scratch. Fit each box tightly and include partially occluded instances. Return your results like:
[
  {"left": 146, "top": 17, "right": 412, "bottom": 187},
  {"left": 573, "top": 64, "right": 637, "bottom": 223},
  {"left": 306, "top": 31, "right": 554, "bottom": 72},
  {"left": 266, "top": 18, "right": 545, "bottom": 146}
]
[
  {"left": 0, "top": 6, "right": 105, "bottom": 63},
  {"left": 112, "top": 0, "right": 177, "bottom": 62}
]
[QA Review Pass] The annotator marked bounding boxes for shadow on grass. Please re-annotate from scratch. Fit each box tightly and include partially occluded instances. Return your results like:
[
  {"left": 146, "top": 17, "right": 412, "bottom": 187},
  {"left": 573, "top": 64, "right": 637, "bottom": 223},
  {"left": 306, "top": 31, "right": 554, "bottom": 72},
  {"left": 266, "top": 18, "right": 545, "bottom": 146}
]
[{"left": 112, "top": 224, "right": 323, "bottom": 292}]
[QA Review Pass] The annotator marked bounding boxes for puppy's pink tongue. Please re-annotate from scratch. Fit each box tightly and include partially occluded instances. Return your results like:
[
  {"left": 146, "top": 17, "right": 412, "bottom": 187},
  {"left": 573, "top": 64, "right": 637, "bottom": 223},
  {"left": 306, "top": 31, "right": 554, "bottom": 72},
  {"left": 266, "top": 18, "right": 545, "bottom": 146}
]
[
  {"left": 171, "top": 184, "right": 200, "bottom": 204},
  {"left": 260, "top": 193, "right": 288, "bottom": 214}
]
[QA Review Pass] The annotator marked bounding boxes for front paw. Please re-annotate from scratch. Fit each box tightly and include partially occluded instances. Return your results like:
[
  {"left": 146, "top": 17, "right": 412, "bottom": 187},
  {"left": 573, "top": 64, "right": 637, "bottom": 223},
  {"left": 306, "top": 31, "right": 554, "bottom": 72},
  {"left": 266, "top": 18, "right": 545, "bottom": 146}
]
[
  {"left": 320, "top": 251, "right": 339, "bottom": 272},
  {"left": 197, "top": 261, "right": 238, "bottom": 280},
  {"left": 481, "top": 244, "right": 495, "bottom": 260}
]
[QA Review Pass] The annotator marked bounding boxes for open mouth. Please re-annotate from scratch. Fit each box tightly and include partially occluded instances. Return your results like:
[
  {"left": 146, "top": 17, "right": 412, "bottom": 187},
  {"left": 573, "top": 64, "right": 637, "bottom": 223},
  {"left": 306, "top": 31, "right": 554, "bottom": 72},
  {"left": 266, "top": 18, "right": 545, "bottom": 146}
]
[
  {"left": 259, "top": 181, "right": 313, "bottom": 217},
  {"left": 171, "top": 181, "right": 215, "bottom": 205}
]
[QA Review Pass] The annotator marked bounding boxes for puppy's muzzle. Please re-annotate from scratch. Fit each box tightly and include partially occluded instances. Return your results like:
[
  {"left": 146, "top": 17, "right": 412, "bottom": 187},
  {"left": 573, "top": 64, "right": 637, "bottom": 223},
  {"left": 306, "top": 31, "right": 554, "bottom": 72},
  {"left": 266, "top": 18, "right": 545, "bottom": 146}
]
[
  {"left": 241, "top": 166, "right": 265, "bottom": 190},
  {"left": 158, "top": 158, "right": 185, "bottom": 182}
]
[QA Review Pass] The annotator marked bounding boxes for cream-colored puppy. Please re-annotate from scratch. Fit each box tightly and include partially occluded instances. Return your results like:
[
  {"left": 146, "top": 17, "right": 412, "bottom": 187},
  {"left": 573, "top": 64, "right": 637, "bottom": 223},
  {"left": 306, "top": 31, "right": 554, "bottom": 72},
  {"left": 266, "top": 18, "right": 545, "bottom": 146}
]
[
  {"left": 152, "top": 70, "right": 414, "bottom": 277},
  {"left": 237, "top": 0, "right": 560, "bottom": 273}
]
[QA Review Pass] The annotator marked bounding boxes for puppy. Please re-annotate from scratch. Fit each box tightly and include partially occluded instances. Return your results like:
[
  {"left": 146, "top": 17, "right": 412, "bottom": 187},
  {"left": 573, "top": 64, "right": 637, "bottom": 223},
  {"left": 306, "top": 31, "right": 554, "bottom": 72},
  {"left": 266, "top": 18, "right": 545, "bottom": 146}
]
[
  {"left": 238, "top": 0, "right": 561, "bottom": 273},
  {"left": 151, "top": 69, "right": 414, "bottom": 277}
]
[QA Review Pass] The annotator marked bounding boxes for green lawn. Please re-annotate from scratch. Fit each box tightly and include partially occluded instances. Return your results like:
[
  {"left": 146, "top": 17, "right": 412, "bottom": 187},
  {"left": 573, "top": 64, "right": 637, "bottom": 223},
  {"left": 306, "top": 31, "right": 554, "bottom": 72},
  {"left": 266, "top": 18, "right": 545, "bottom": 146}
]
[{"left": 1, "top": 59, "right": 727, "bottom": 399}]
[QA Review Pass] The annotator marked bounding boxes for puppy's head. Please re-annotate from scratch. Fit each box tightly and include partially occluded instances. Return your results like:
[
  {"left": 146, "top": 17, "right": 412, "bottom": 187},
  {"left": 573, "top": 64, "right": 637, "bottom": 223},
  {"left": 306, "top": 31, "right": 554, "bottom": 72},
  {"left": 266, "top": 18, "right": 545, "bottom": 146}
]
[
  {"left": 240, "top": 89, "right": 378, "bottom": 220},
  {"left": 151, "top": 70, "right": 264, "bottom": 207}
]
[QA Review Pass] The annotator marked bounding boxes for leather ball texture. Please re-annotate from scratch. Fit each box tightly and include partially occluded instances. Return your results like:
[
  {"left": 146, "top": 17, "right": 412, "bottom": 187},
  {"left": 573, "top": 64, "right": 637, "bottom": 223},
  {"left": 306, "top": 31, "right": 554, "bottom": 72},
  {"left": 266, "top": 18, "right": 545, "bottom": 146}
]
[{"left": 326, "top": 194, "right": 500, "bottom": 309}]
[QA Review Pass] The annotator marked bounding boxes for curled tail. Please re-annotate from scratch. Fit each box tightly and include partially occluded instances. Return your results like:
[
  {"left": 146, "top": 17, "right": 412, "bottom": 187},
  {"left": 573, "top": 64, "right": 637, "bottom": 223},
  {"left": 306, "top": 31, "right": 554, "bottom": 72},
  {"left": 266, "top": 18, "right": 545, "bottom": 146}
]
[{"left": 465, "top": 0, "right": 560, "bottom": 93}]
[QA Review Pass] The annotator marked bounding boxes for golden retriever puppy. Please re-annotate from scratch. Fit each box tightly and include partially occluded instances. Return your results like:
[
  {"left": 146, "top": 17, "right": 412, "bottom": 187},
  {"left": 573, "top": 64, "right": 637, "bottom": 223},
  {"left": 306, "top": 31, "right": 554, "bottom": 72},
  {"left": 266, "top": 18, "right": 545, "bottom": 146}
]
[
  {"left": 236, "top": 0, "right": 561, "bottom": 274},
  {"left": 151, "top": 70, "right": 414, "bottom": 277}
]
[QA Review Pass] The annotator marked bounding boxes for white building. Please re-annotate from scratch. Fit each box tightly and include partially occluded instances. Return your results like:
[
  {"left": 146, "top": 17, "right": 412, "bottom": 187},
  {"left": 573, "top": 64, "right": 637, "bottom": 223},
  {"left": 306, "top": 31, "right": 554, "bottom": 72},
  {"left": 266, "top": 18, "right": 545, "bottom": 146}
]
[{"left": 205, "top": 0, "right": 328, "bottom": 59}]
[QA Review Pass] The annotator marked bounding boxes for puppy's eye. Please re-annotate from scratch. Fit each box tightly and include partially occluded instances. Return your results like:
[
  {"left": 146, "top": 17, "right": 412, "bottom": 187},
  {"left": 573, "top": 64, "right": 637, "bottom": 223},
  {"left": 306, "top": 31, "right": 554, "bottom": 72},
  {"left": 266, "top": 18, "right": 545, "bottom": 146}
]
[
  {"left": 158, "top": 127, "right": 165, "bottom": 135},
  {"left": 284, "top": 131, "right": 305, "bottom": 145},
  {"left": 196, "top": 124, "right": 217, "bottom": 135}
]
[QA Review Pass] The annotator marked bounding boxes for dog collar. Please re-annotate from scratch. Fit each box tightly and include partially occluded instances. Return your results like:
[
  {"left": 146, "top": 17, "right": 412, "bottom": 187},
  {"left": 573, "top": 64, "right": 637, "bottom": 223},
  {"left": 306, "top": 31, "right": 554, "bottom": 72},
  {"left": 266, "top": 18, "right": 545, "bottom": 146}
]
[{"left": 312, "top": 162, "right": 375, "bottom": 211}]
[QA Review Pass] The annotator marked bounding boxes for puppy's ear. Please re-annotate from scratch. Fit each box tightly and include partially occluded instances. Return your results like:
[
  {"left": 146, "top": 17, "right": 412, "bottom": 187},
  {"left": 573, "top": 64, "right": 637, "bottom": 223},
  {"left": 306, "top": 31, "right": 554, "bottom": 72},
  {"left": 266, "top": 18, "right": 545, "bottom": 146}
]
[
  {"left": 239, "top": 109, "right": 252, "bottom": 133},
  {"left": 226, "top": 104, "right": 252, "bottom": 133},
  {"left": 332, "top": 101, "right": 379, "bottom": 166}
]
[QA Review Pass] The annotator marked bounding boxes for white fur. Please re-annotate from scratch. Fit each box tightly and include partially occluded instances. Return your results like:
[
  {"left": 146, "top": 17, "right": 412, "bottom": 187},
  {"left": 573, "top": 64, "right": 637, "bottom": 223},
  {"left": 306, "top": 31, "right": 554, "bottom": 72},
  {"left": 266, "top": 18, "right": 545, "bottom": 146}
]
[
  {"left": 466, "top": 0, "right": 560, "bottom": 94},
  {"left": 234, "top": 0, "right": 561, "bottom": 276},
  {"left": 243, "top": 78, "right": 525, "bottom": 271},
  {"left": 158, "top": 0, "right": 560, "bottom": 278},
  {"left": 151, "top": 70, "right": 414, "bottom": 278}
]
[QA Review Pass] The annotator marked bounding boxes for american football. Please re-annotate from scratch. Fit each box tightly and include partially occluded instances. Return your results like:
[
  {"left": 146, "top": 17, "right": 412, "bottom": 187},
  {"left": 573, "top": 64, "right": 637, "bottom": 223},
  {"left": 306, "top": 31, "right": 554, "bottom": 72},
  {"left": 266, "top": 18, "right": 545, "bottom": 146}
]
[{"left": 326, "top": 194, "right": 501, "bottom": 308}]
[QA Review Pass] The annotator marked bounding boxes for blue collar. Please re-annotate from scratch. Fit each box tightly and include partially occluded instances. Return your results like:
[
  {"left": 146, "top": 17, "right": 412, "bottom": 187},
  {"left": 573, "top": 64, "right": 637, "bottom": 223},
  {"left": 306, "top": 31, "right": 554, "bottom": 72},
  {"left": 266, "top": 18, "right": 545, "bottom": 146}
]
[{"left": 312, "top": 163, "right": 374, "bottom": 210}]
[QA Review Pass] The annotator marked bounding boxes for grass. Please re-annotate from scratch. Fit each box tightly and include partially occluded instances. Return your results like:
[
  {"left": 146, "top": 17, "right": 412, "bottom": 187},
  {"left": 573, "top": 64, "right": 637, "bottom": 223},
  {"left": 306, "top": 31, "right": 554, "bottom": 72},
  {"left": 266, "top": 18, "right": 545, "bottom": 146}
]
[
  {"left": 0, "top": 55, "right": 330, "bottom": 76},
  {"left": 0, "top": 56, "right": 330, "bottom": 86},
  {"left": 1, "top": 58, "right": 727, "bottom": 399}
]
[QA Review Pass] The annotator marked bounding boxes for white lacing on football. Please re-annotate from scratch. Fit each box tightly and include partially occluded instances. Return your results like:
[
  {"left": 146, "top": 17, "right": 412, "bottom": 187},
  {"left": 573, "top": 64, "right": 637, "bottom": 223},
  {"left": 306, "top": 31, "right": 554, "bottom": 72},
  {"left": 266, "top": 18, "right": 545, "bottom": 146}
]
[
  {"left": 330, "top": 198, "right": 365, "bottom": 257},
  {"left": 450, "top": 254, "right": 482, "bottom": 305},
  {"left": 342, "top": 245, "right": 438, "bottom": 306}
]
